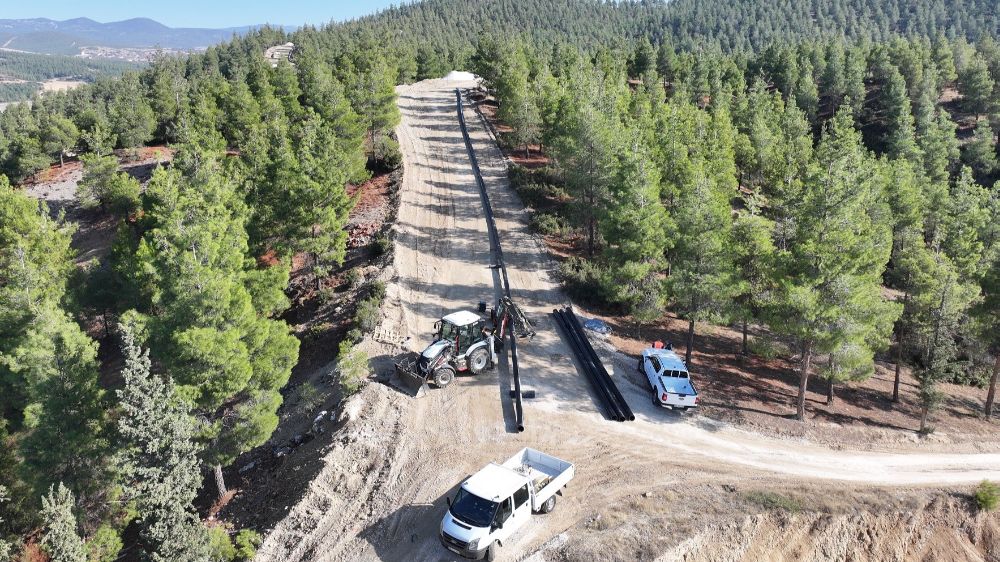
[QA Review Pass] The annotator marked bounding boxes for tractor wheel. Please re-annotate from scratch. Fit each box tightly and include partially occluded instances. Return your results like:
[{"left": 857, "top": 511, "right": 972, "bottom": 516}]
[
  {"left": 469, "top": 347, "right": 490, "bottom": 374},
  {"left": 432, "top": 367, "right": 455, "bottom": 388}
]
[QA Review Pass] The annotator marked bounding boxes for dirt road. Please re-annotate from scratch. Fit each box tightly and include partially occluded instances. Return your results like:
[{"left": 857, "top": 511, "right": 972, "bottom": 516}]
[{"left": 255, "top": 77, "right": 1000, "bottom": 562}]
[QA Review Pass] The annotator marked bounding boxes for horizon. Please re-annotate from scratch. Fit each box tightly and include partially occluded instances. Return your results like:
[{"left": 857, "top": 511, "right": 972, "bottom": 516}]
[{"left": 0, "top": 0, "right": 402, "bottom": 29}]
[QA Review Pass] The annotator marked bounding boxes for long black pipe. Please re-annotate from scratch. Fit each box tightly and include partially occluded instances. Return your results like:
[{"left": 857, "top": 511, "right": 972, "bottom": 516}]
[
  {"left": 553, "top": 309, "right": 623, "bottom": 421},
  {"left": 455, "top": 89, "right": 524, "bottom": 432},
  {"left": 565, "top": 308, "right": 635, "bottom": 421},
  {"left": 560, "top": 308, "right": 629, "bottom": 421}
]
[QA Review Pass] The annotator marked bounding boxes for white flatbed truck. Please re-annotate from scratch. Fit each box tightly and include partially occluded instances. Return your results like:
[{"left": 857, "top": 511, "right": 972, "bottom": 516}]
[{"left": 439, "top": 448, "right": 574, "bottom": 561}]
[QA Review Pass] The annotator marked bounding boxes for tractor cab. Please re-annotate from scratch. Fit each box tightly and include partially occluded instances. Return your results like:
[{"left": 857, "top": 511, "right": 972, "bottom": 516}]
[{"left": 436, "top": 310, "right": 487, "bottom": 355}]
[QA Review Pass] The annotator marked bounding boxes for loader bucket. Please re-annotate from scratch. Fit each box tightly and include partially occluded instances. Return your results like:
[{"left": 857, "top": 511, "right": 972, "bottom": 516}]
[{"left": 390, "top": 355, "right": 429, "bottom": 398}]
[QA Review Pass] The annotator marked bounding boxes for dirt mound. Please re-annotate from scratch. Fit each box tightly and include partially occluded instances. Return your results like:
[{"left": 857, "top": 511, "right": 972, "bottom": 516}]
[
  {"left": 533, "top": 491, "right": 1000, "bottom": 562},
  {"left": 254, "top": 381, "right": 406, "bottom": 561}
]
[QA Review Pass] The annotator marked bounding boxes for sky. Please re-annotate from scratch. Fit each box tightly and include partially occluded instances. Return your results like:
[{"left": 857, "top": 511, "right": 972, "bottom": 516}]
[{"left": 1, "top": 0, "right": 401, "bottom": 29}]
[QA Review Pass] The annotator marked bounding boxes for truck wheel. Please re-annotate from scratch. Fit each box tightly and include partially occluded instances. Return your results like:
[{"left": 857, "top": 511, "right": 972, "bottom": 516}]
[
  {"left": 637, "top": 357, "right": 643, "bottom": 373},
  {"left": 468, "top": 347, "right": 490, "bottom": 374},
  {"left": 539, "top": 495, "right": 557, "bottom": 514},
  {"left": 652, "top": 393, "right": 660, "bottom": 407},
  {"left": 432, "top": 367, "right": 455, "bottom": 388},
  {"left": 485, "top": 541, "right": 497, "bottom": 562}
]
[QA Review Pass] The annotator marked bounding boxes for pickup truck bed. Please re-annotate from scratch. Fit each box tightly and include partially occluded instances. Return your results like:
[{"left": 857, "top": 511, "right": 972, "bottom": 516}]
[
  {"left": 662, "top": 376, "right": 696, "bottom": 396},
  {"left": 502, "top": 448, "right": 574, "bottom": 511}
]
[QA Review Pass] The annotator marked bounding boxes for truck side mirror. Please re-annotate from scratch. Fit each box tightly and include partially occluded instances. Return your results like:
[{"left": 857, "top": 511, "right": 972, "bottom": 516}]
[{"left": 446, "top": 496, "right": 452, "bottom": 508}]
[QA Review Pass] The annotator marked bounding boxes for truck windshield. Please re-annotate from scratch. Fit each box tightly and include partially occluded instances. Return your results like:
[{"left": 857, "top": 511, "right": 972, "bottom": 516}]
[{"left": 450, "top": 488, "right": 498, "bottom": 528}]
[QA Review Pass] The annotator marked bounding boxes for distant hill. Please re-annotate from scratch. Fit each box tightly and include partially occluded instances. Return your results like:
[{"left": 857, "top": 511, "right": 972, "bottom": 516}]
[
  {"left": 0, "top": 17, "right": 290, "bottom": 55},
  {"left": 331, "top": 0, "right": 999, "bottom": 54}
]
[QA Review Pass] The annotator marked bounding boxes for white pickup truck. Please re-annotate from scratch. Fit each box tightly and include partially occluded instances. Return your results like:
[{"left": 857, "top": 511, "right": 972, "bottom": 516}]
[
  {"left": 439, "top": 448, "right": 574, "bottom": 561},
  {"left": 640, "top": 345, "right": 699, "bottom": 410}
]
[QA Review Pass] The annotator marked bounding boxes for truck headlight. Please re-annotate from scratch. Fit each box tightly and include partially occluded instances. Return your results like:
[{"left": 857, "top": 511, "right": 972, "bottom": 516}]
[{"left": 467, "top": 538, "right": 479, "bottom": 551}]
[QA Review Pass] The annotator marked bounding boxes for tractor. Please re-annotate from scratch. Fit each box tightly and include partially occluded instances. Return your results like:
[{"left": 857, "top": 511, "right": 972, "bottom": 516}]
[{"left": 394, "top": 296, "right": 534, "bottom": 395}]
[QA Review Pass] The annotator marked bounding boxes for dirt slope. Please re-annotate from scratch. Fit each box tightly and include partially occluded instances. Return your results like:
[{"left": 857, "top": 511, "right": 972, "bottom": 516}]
[{"left": 255, "top": 78, "right": 1000, "bottom": 562}]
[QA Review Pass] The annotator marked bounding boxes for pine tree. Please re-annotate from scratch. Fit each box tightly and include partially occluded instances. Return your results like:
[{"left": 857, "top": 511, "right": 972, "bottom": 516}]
[
  {"left": 774, "top": 109, "right": 898, "bottom": 421},
  {"left": 496, "top": 45, "right": 541, "bottom": 156},
  {"left": 14, "top": 308, "right": 111, "bottom": 516},
  {"left": 731, "top": 210, "right": 776, "bottom": 356},
  {"left": 39, "top": 114, "right": 78, "bottom": 168},
  {"left": 39, "top": 483, "right": 86, "bottom": 562},
  {"left": 347, "top": 54, "right": 401, "bottom": 146},
  {"left": 629, "top": 37, "right": 656, "bottom": 78},
  {"left": 908, "top": 247, "right": 978, "bottom": 431},
  {"left": 108, "top": 72, "right": 156, "bottom": 149},
  {"left": 794, "top": 59, "right": 819, "bottom": 124},
  {"left": 865, "top": 50, "right": 920, "bottom": 162},
  {"left": 959, "top": 55, "right": 995, "bottom": 119},
  {"left": 292, "top": 109, "right": 358, "bottom": 280},
  {"left": 962, "top": 119, "right": 998, "bottom": 181},
  {"left": 942, "top": 167, "right": 990, "bottom": 281},
  {"left": 600, "top": 131, "right": 669, "bottom": 315},
  {"left": 978, "top": 254, "right": 1000, "bottom": 417},
  {"left": 77, "top": 153, "right": 140, "bottom": 217},
  {"left": 134, "top": 157, "right": 298, "bottom": 498},
  {"left": 0, "top": 176, "right": 75, "bottom": 422},
  {"left": 668, "top": 159, "right": 738, "bottom": 366},
  {"left": 0, "top": 485, "right": 11, "bottom": 562},
  {"left": 551, "top": 69, "right": 621, "bottom": 256},
  {"left": 115, "top": 324, "right": 210, "bottom": 562}
]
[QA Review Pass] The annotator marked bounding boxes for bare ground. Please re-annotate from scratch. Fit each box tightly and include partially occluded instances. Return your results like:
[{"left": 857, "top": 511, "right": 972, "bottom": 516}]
[{"left": 252, "top": 78, "right": 1000, "bottom": 562}]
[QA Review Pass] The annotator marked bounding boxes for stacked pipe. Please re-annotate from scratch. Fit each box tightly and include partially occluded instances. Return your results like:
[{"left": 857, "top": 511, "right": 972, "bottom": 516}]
[
  {"left": 455, "top": 89, "right": 525, "bottom": 432},
  {"left": 553, "top": 307, "right": 635, "bottom": 422}
]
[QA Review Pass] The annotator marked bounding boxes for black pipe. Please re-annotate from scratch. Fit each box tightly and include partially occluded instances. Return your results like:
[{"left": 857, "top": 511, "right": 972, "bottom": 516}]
[
  {"left": 456, "top": 89, "right": 524, "bottom": 432},
  {"left": 552, "top": 310, "right": 618, "bottom": 421},
  {"left": 562, "top": 309, "right": 627, "bottom": 422},
  {"left": 554, "top": 309, "right": 625, "bottom": 421},
  {"left": 565, "top": 308, "right": 635, "bottom": 421}
]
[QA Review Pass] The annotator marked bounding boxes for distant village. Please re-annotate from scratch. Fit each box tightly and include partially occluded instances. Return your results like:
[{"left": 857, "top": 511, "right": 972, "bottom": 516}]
[{"left": 79, "top": 45, "right": 197, "bottom": 62}]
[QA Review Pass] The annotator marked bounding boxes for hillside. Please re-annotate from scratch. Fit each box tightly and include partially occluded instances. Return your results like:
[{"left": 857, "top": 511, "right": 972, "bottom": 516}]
[
  {"left": 0, "top": 17, "right": 287, "bottom": 55},
  {"left": 328, "top": 0, "right": 999, "bottom": 55}
]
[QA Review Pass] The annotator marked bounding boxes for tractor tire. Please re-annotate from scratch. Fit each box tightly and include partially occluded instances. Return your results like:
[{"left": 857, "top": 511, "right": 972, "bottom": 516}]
[
  {"left": 432, "top": 367, "right": 455, "bottom": 388},
  {"left": 537, "top": 494, "right": 557, "bottom": 514},
  {"left": 469, "top": 347, "right": 490, "bottom": 374}
]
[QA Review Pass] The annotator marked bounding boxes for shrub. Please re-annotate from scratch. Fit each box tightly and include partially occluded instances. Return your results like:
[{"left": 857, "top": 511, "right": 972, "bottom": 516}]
[
  {"left": 344, "top": 268, "right": 363, "bottom": 289},
  {"left": 748, "top": 336, "right": 785, "bottom": 360},
  {"left": 975, "top": 480, "right": 999, "bottom": 511},
  {"left": 296, "top": 382, "right": 324, "bottom": 412},
  {"left": 207, "top": 527, "right": 236, "bottom": 561},
  {"left": 372, "top": 135, "right": 402, "bottom": 171},
  {"left": 355, "top": 297, "right": 381, "bottom": 333},
  {"left": 233, "top": 530, "right": 262, "bottom": 561},
  {"left": 743, "top": 491, "right": 802, "bottom": 512},
  {"left": 368, "top": 280, "right": 387, "bottom": 302},
  {"left": 559, "top": 257, "right": 612, "bottom": 306},
  {"left": 345, "top": 328, "right": 363, "bottom": 344},
  {"left": 530, "top": 213, "right": 563, "bottom": 235},
  {"left": 338, "top": 341, "right": 370, "bottom": 394},
  {"left": 373, "top": 233, "right": 393, "bottom": 257},
  {"left": 86, "top": 525, "right": 123, "bottom": 562}
]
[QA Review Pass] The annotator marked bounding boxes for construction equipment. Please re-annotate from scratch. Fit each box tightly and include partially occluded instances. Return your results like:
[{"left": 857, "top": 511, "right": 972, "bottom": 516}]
[{"left": 393, "top": 298, "right": 534, "bottom": 396}]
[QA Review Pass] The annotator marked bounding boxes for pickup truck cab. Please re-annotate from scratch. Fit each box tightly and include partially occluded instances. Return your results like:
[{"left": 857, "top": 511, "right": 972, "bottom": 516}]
[
  {"left": 439, "top": 448, "right": 574, "bottom": 561},
  {"left": 640, "top": 346, "right": 699, "bottom": 411}
]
